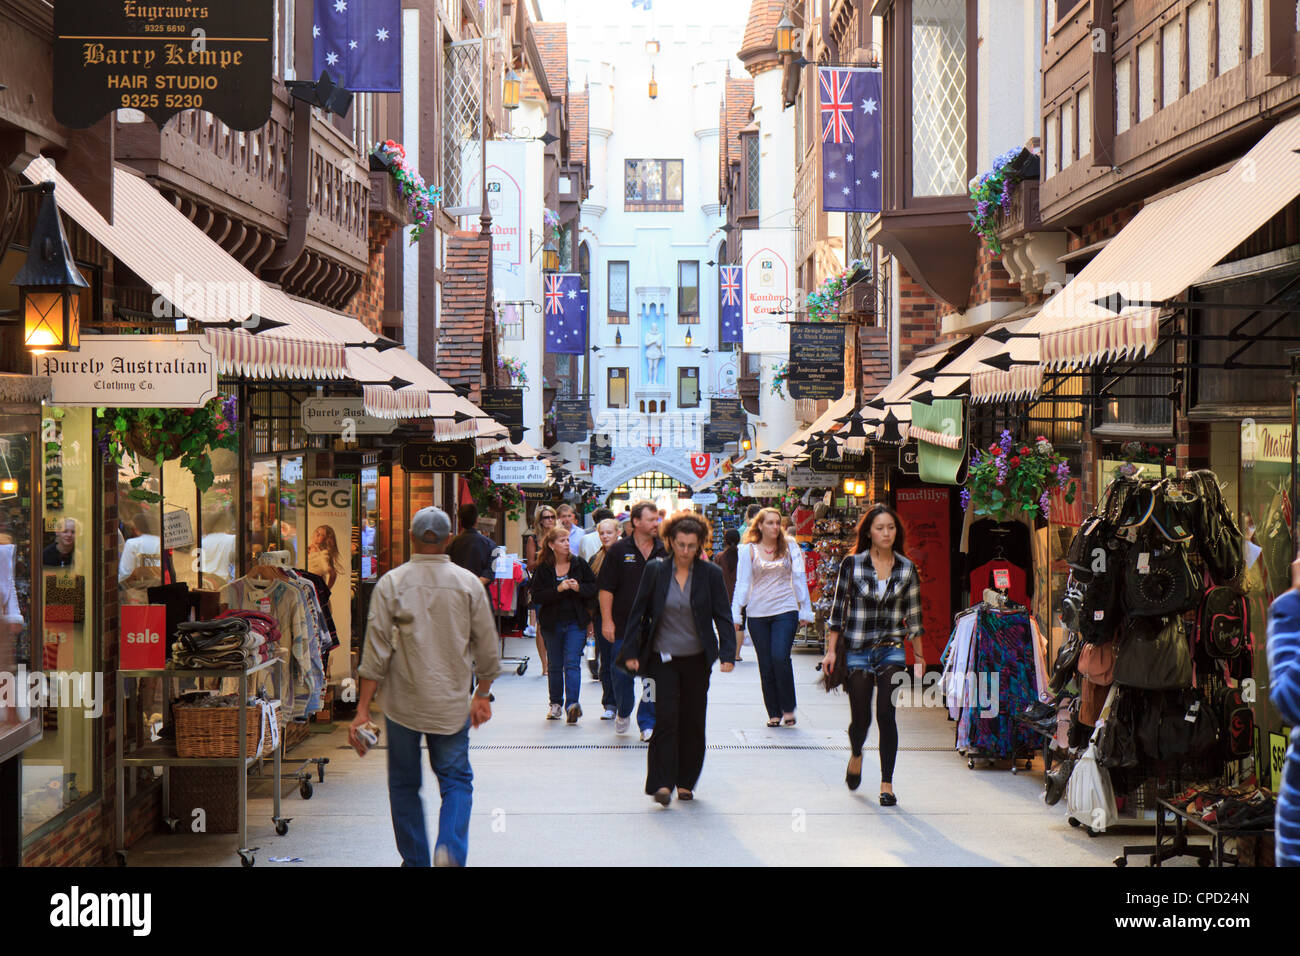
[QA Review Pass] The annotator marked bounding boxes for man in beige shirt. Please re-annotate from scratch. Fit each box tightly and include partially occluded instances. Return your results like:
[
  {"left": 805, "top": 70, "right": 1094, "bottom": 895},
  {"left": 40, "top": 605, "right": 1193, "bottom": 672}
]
[{"left": 351, "top": 506, "right": 501, "bottom": 867}]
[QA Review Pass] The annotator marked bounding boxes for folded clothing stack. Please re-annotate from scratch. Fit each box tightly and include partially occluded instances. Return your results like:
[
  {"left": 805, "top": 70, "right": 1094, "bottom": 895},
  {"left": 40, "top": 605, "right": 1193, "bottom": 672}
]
[{"left": 171, "top": 616, "right": 275, "bottom": 669}]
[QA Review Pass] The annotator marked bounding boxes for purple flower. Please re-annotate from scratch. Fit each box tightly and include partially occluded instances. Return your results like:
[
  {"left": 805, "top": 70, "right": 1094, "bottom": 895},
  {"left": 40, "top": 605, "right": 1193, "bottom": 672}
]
[
  {"left": 999, "top": 430, "right": 1014, "bottom": 456},
  {"left": 221, "top": 394, "right": 239, "bottom": 428},
  {"left": 1039, "top": 489, "right": 1051, "bottom": 519},
  {"left": 960, "top": 488, "right": 970, "bottom": 511}
]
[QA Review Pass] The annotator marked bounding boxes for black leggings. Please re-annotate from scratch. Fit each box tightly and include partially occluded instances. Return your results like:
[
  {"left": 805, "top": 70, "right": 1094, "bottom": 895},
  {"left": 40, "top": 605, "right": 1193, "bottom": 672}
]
[{"left": 847, "top": 667, "right": 902, "bottom": 784}]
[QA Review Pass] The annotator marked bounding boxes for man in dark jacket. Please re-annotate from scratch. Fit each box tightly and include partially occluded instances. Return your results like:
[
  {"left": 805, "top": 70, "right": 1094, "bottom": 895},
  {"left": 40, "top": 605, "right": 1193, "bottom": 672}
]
[{"left": 448, "top": 503, "right": 496, "bottom": 586}]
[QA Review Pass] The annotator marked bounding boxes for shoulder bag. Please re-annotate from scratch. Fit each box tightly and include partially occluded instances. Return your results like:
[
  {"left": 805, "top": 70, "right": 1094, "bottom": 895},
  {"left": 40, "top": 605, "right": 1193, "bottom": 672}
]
[{"left": 1113, "top": 614, "right": 1193, "bottom": 689}]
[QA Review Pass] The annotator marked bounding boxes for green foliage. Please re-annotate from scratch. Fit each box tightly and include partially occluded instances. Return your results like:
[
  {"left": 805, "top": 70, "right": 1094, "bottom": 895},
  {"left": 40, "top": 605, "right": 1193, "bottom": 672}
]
[{"left": 97, "top": 396, "right": 239, "bottom": 504}]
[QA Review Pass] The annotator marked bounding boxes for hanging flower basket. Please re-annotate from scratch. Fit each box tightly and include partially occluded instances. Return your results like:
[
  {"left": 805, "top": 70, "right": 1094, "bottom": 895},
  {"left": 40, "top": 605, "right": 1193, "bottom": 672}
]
[
  {"left": 372, "top": 140, "right": 443, "bottom": 244},
  {"left": 969, "top": 146, "right": 1039, "bottom": 256},
  {"left": 769, "top": 361, "right": 791, "bottom": 397},
  {"left": 962, "top": 430, "right": 1074, "bottom": 522},
  {"left": 806, "top": 259, "right": 869, "bottom": 321},
  {"left": 97, "top": 396, "right": 240, "bottom": 504}
]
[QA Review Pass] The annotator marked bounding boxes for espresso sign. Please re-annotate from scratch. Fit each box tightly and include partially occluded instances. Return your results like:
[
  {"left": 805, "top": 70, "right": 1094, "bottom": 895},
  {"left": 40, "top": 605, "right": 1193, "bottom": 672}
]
[
  {"left": 54, "top": 0, "right": 274, "bottom": 131},
  {"left": 554, "top": 400, "right": 588, "bottom": 443},
  {"left": 400, "top": 441, "right": 476, "bottom": 474},
  {"left": 37, "top": 335, "right": 217, "bottom": 407},
  {"left": 808, "top": 449, "right": 869, "bottom": 474},
  {"left": 787, "top": 324, "right": 846, "bottom": 400}
]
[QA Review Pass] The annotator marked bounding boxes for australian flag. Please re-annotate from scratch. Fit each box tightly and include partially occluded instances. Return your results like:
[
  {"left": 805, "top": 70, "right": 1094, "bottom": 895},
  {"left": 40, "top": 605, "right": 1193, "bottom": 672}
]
[
  {"left": 819, "top": 67, "right": 882, "bottom": 213},
  {"left": 545, "top": 273, "right": 587, "bottom": 355},
  {"left": 313, "top": 0, "right": 401, "bottom": 93},
  {"left": 720, "top": 265, "right": 743, "bottom": 344}
]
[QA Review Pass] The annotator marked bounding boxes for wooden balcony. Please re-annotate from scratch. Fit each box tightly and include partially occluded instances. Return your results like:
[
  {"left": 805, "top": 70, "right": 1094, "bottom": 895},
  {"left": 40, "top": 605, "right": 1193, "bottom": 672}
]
[{"left": 993, "top": 179, "right": 1043, "bottom": 244}]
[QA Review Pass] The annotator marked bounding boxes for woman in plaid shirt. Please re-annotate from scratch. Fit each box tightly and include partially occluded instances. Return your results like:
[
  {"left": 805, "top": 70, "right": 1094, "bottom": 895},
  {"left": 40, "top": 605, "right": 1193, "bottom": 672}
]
[{"left": 822, "top": 504, "right": 925, "bottom": 806}]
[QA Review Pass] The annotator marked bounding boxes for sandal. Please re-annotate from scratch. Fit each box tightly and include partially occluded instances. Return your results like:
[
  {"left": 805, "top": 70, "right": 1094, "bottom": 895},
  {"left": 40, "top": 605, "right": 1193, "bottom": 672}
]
[
  {"left": 782, "top": 715, "right": 797, "bottom": 727},
  {"left": 676, "top": 789, "right": 693, "bottom": 801},
  {"left": 766, "top": 718, "right": 781, "bottom": 728}
]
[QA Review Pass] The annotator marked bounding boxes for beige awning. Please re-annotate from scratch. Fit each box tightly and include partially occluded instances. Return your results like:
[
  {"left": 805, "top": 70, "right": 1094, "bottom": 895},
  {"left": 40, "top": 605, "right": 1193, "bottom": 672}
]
[
  {"left": 973, "top": 112, "right": 1300, "bottom": 401},
  {"left": 863, "top": 337, "right": 969, "bottom": 436},
  {"left": 926, "top": 309, "right": 1039, "bottom": 402},
  {"left": 771, "top": 391, "right": 858, "bottom": 461},
  {"left": 24, "top": 157, "right": 349, "bottom": 380}
]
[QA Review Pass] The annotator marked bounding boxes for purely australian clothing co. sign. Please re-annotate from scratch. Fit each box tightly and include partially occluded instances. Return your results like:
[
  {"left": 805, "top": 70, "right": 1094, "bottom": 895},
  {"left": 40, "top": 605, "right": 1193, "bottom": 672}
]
[
  {"left": 35, "top": 335, "right": 218, "bottom": 408},
  {"left": 54, "top": 0, "right": 273, "bottom": 130}
]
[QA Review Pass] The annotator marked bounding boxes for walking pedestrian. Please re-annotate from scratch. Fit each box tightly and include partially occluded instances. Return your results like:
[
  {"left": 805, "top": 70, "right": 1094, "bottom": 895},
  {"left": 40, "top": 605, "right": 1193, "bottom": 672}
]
[
  {"left": 717, "top": 528, "right": 743, "bottom": 661},
  {"left": 351, "top": 507, "right": 500, "bottom": 867},
  {"left": 617, "top": 510, "right": 736, "bottom": 805},
  {"left": 597, "top": 500, "right": 664, "bottom": 740},
  {"left": 523, "top": 505, "right": 558, "bottom": 674},
  {"left": 558, "top": 503, "right": 585, "bottom": 556},
  {"left": 1266, "top": 551, "right": 1300, "bottom": 865},
  {"left": 447, "top": 503, "right": 496, "bottom": 585},
  {"left": 732, "top": 507, "right": 814, "bottom": 727},
  {"left": 820, "top": 504, "right": 924, "bottom": 807},
  {"left": 531, "top": 526, "right": 598, "bottom": 722},
  {"left": 588, "top": 518, "right": 622, "bottom": 719},
  {"left": 580, "top": 507, "right": 616, "bottom": 561}
]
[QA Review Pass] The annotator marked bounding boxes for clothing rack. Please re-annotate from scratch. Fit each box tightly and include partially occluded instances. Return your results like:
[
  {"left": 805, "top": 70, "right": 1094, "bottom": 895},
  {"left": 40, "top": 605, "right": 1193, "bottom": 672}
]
[{"left": 489, "top": 548, "right": 530, "bottom": 677}]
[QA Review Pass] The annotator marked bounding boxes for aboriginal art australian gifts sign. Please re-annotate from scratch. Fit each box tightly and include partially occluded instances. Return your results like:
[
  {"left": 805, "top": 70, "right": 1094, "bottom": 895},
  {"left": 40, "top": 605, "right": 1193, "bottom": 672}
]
[
  {"left": 54, "top": 0, "right": 274, "bottom": 130},
  {"left": 787, "top": 324, "right": 845, "bottom": 401},
  {"left": 37, "top": 335, "right": 217, "bottom": 407}
]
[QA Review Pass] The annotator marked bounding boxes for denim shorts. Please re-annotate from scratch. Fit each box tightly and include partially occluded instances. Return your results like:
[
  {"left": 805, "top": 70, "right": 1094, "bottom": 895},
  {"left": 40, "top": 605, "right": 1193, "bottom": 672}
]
[{"left": 846, "top": 643, "right": 906, "bottom": 675}]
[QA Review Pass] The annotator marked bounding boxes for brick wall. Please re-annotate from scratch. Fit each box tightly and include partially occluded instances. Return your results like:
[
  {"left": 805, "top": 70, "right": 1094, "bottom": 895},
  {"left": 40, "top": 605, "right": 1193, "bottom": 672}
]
[
  {"left": 858, "top": 325, "right": 890, "bottom": 397},
  {"left": 972, "top": 245, "right": 1021, "bottom": 304},
  {"left": 351, "top": 239, "right": 387, "bottom": 336},
  {"left": 897, "top": 264, "right": 944, "bottom": 369}
]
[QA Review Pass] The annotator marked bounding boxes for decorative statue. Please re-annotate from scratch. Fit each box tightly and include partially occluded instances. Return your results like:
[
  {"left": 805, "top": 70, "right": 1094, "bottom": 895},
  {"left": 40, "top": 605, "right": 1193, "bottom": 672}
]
[{"left": 644, "top": 320, "right": 664, "bottom": 384}]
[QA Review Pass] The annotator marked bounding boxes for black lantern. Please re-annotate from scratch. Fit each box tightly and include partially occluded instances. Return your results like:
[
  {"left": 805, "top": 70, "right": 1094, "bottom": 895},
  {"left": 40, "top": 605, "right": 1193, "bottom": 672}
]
[
  {"left": 12, "top": 182, "right": 87, "bottom": 353},
  {"left": 543, "top": 240, "right": 559, "bottom": 272},
  {"left": 775, "top": 14, "right": 796, "bottom": 55}
]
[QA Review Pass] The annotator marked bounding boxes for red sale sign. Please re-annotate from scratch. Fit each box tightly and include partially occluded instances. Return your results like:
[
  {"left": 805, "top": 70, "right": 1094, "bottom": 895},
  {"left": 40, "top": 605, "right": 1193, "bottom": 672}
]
[
  {"left": 690, "top": 453, "right": 710, "bottom": 479},
  {"left": 120, "top": 605, "right": 167, "bottom": 670}
]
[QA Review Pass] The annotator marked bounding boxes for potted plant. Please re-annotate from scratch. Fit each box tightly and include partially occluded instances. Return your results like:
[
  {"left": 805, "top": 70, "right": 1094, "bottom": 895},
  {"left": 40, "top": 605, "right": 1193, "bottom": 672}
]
[
  {"left": 371, "top": 139, "right": 443, "bottom": 243},
  {"left": 962, "top": 430, "right": 1074, "bottom": 522},
  {"left": 465, "top": 465, "right": 524, "bottom": 521},
  {"left": 97, "top": 395, "right": 240, "bottom": 503},
  {"left": 497, "top": 355, "right": 528, "bottom": 388},
  {"left": 769, "top": 361, "right": 791, "bottom": 397},
  {"left": 968, "top": 145, "right": 1040, "bottom": 255}
]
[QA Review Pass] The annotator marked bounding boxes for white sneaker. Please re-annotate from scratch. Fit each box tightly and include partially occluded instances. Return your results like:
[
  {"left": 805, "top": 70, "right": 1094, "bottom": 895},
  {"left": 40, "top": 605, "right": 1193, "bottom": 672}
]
[
  {"left": 601, "top": 708, "right": 616, "bottom": 720},
  {"left": 614, "top": 716, "right": 630, "bottom": 734},
  {"left": 546, "top": 703, "right": 563, "bottom": 720},
  {"left": 640, "top": 728, "right": 654, "bottom": 743},
  {"left": 524, "top": 625, "right": 537, "bottom": 638}
]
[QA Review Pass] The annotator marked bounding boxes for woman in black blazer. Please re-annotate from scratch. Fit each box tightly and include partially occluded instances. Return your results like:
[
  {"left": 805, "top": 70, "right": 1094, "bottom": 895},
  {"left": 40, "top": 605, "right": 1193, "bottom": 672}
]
[
  {"left": 531, "top": 527, "right": 599, "bottom": 723},
  {"left": 617, "top": 510, "right": 736, "bottom": 805}
]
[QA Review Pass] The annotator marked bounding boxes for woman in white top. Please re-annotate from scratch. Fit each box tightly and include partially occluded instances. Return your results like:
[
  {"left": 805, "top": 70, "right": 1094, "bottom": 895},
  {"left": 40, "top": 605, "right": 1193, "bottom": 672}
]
[{"left": 731, "top": 507, "right": 814, "bottom": 727}]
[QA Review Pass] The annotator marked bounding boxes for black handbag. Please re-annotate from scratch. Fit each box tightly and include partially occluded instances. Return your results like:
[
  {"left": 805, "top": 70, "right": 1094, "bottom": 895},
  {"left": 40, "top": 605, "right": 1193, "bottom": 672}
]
[
  {"left": 1048, "top": 632, "right": 1083, "bottom": 696},
  {"left": 1114, "top": 615, "right": 1193, "bottom": 689},
  {"left": 1095, "top": 686, "right": 1138, "bottom": 769},
  {"left": 1135, "top": 688, "right": 1220, "bottom": 761},
  {"left": 1122, "top": 527, "right": 1200, "bottom": 617},
  {"left": 1060, "top": 567, "right": 1122, "bottom": 643}
]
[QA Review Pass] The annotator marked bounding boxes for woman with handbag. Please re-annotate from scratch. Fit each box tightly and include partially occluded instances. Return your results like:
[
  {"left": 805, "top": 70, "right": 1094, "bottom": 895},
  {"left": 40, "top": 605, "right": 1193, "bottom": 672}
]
[
  {"left": 523, "top": 506, "right": 558, "bottom": 675},
  {"left": 617, "top": 511, "right": 736, "bottom": 805},
  {"left": 531, "top": 527, "right": 599, "bottom": 723},
  {"left": 732, "top": 507, "right": 814, "bottom": 727},
  {"left": 821, "top": 504, "right": 924, "bottom": 806},
  {"left": 588, "top": 518, "right": 621, "bottom": 720}
]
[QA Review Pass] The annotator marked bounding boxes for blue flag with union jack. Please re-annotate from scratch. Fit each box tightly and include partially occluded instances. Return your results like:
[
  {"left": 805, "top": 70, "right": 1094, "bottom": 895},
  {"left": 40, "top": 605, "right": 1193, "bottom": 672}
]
[
  {"left": 312, "top": 0, "right": 401, "bottom": 93},
  {"left": 719, "top": 265, "right": 743, "bottom": 344},
  {"left": 544, "top": 273, "right": 587, "bottom": 355},
  {"left": 819, "top": 67, "right": 882, "bottom": 213}
]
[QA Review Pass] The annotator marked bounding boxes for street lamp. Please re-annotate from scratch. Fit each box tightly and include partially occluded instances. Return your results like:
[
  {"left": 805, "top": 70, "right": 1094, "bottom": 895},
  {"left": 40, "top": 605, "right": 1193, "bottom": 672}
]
[
  {"left": 843, "top": 477, "right": 855, "bottom": 495},
  {"left": 543, "top": 240, "right": 559, "bottom": 272},
  {"left": 684, "top": 328, "right": 693, "bottom": 347},
  {"left": 503, "top": 69, "right": 521, "bottom": 111},
  {"left": 775, "top": 14, "right": 796, "bottom": 55},
  {"left": 12, "top": 183, "right": 87, "bottom": 353}
]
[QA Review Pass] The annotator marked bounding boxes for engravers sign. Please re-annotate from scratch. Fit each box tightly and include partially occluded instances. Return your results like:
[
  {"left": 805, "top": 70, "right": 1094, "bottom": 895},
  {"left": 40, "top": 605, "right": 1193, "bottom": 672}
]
[
  {"left": 301, "top": 398, "right": 399, "bottom": 435},
  {"left": 54, "top": 0, "right": 274, "bottom": 130},
  {"left": 710, "top": 398, "right": 745, "bottom": 439},
  {"left": 400, "top": 441, "right": 476, "bottom": 474},
  {"left": 490, "top": 459, "right": 548, "bottom": 485},
  {"left": 555, "top": 399, "right": 588, "bottom": 443},
  {"left": 37, "top": 335, "right": 217, "bottom": 407},
  {"left": 590, "top": 433, "right": 613, "bottom": 467},
  {"left": 787, "top": 324, "right": 846, "bottom": 400}
]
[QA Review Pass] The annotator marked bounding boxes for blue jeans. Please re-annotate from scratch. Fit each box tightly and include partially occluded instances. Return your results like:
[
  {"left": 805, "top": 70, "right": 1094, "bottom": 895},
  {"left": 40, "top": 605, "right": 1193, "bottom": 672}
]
[
  {"left": 597, "top": 634, "right": 616, "bottom": 708},
  {"left": 846, "top": 642, "right": 907, "bottom": 675},
  {"left": 544, "top": 620, "right": 586, "bottom": 708},
  {"left": 385, "top": 717, "right": 473, "bottom": 867},
  {"left": 747, "top": 610, "right": 799, "bottom": 718},
  {"left": 612, "top": 635, "right": 656, "bottom": 730}
]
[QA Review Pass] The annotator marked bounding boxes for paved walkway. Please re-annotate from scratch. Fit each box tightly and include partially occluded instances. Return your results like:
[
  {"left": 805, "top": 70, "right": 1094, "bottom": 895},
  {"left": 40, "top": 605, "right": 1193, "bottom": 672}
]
[{"left": 127, "top": 637, "right": 1189, "bottom": 867}]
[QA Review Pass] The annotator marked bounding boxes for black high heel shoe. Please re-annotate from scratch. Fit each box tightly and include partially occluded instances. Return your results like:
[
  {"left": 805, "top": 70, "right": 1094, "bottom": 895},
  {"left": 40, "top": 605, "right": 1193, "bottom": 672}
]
[{"left": 846, "top": 757, "right": 862, "bottom": 791}]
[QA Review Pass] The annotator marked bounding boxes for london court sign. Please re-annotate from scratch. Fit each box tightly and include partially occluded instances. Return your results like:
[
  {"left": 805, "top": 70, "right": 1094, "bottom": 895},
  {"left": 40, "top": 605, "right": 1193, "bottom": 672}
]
[{"left": 54, "top": 1, "right": 273, "bottom": 131}]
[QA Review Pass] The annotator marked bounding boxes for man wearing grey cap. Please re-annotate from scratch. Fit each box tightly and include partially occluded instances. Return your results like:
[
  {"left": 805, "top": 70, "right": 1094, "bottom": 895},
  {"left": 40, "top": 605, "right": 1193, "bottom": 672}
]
[{"left": 351, "top": 506, "right": 501, "bottom": 867}]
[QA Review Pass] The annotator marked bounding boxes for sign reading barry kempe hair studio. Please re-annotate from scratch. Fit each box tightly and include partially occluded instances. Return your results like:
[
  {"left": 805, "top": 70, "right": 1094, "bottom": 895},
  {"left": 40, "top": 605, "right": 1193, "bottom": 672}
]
[
  {"left": 37, "top": 335, "right": 218, "bottom": 407},
  {"left": 54, "top": 0, "right": 274, "bottom": 130},
  {"left": 787, "top": 324, "right": 845, "bottom": 400}
]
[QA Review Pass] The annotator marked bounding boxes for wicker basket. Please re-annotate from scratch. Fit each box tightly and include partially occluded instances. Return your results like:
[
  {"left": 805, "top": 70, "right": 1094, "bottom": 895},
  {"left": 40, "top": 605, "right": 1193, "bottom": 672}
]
[{"left": 173, "top": 699, "right": 284, "bottom": 759}]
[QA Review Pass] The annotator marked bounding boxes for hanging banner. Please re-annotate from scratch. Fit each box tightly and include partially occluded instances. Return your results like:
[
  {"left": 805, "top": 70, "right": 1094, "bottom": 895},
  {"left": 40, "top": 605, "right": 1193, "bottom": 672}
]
[
  {"left": 719, "top": 265, "right": 743, "bottom": 344},
  {"left": 554, "top": 399, "right": 588, "bottom": 443},
  {"left": 305, "top": 479, "right": 353, "bottom": 682},
  {"left": 470, "top": 142, "right": 528, "bottom": 301},
  {"left": 911, "top": 398, "right": 965, "bottom": 485},
  {"left": 479, "top": 388, "right": 524, "bottom": 427},
  {"left": 37, "top": 336, "right": 217, "bottom": 408},
  {"left": 894, "top": 487, "right": 951, "bottom": 667},
  {"left": 490, "top": 459, "right": 548, "bottom": 484},
  {"left": 818, "top": 66, "right": 883, "bottom": 213},
  {"left": 788, "top": 324, "right": 846, "bottom": 400},
  {"left": 741, "top": 229, "right": 794, "bottom": 354},
  {"left": 54, "top": 0, "right": 274, "bottom": 131},
  {"left": 690, "top": 453, "right": 711, "bottom": 479}
]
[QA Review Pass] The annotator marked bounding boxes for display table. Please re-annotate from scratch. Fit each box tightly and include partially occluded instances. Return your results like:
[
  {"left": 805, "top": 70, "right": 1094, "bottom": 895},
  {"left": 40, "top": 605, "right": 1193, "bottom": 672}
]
[{"left": 1115, "top": 797, "right": 1273, "bottom": 867}]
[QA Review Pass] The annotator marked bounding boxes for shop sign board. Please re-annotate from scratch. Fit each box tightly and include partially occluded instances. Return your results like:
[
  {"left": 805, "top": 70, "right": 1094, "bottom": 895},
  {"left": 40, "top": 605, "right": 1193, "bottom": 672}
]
[
  {"left": 692, "top": 493, "right": 718, "bottom": 506},
  {"left": 301, "top": 398, "right": 400, "bottom": 435},
  {"left": 54, "top": 0, "right": 274, "bottom": 131},
  {"left": 898, "top": 440, "right": 920, "bottom": 475},
  {"left": 741, "top": 482, "right": 786, "bottom": 498},
  {"left": 710, "top": 398, "right": 745, "bottom": 438},
  {"left": 555, "top": 400, "right": 588, "bottom": 443},
  {"left": 120, "top": 605, "right": 167, "bottom": 670},
  {"left": 590, "top": 433, "right": 613, "bottom": 467},
  {"left": 741, "top": 229, "right": 794, "bottom": 354},
  {"left": 808, "top": 449, "right": 869, "bottom": 474},
  {"left": 400, "top": 441, "right": 476, "bottom": 473},
  {"left": 1272, "top": 732, "right": 1290, "bottom": 791},
  {"left": 161, "top": 507, "right": 195, "bottom": 550},
  {"left": 787, "top": 324, "right": 846, "bottom": 400},
  {"left": 37, "top": 335, "right": 218, "bottom": 408},
  {"left": 305, "top": 480, "right": 353, "bottom": 677},
  {"left": 480, "top": 388, "right": 524, "bottom": 427},
  {"left": 787, "top": 466, "right": 837, "bottom": 488},
  {"left": 701, "top": 424, "right": 730, "bottom": 454},
  {"left": 490, "top": 460, "right": 548, "bottom": 485}
]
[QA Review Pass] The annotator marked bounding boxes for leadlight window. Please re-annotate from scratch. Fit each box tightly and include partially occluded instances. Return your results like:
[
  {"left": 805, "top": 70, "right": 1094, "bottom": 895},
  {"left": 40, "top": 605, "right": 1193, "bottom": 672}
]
[{"left": 911, "top": 0, "right": 968, "bottom": 197}]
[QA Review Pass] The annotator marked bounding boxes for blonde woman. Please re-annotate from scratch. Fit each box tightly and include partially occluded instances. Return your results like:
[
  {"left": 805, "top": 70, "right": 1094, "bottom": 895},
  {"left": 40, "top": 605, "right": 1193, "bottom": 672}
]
[
  {"left": 732, "top": 507, "right": 814, "bottom": 727},
  {"left": 589, "top": 518, "right": 621, "bottom": 718},
  {"left": 531, "top": 526, "right": 598, "bottom": 722},
  {"left": 524, "top": 505, "right": 558, "bottom": 675}
]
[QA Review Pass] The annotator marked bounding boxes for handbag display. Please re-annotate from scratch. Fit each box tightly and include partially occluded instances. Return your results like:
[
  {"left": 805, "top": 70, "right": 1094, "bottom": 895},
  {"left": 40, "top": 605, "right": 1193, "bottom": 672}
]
[
  {"left": 1134, "top": 688, "right": 1220, "bottom": 761},
  {"left": 1122, "top": 529, "right": 1200, "bottom": 618},
  {"left": 1066, "top": 739, "right": 1120, "bottom": 832},
  {"left": 1077, "top": 641, "right": 1115, "bottom": 686},
  {"left": 1048, "top": 631, "right": 1083, "bottom": 697},
  {"left": 1095, "top": 686, "right": 1138, "bottom": 769},
  {"left": 1113, "top": 615, "right": 1193, "bottom": 689},
  {"left": 1217, "top": 684, "right": 1255, "bottom": 759},
  {"left": 1198, "top": 584, "right": 1249, "bottom": 660},
  {"left": 1059, "top": 568, "right": 1122, "bottom": 644}
]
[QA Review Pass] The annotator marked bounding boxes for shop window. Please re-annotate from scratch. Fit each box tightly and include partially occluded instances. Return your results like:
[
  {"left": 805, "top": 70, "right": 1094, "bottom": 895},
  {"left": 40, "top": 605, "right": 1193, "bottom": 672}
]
[
  {"left": 0, "top": 429, "right": 37, "bottom": 761},
  {"left": 1191, "top": 272, "right": 1300, "bottom": 411},
  {"left": 23, "top": 407, "right": 99, "bottom": 840},
  {"left": 251, "top": 454, "right": 306, "bottom": 566},
  {"left": 360, "top": 465, "right": 379, "bottom": 582},
  {"left": 1096, "top": 339, "right": 1176, "bottom": 432}
]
